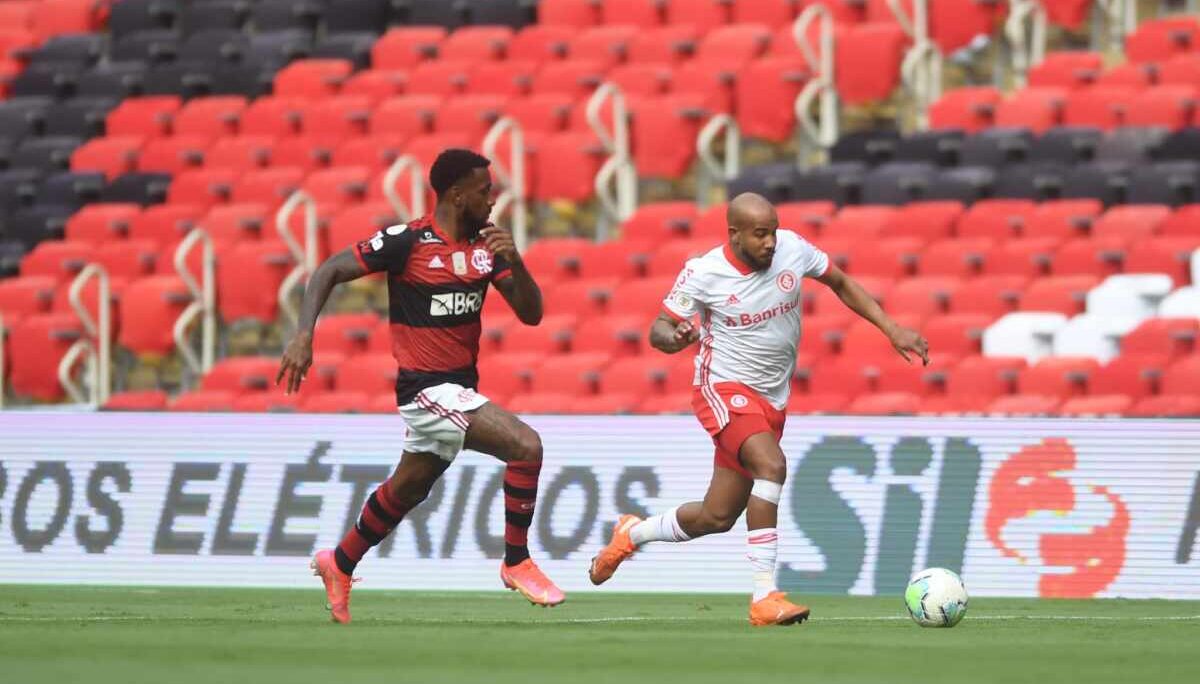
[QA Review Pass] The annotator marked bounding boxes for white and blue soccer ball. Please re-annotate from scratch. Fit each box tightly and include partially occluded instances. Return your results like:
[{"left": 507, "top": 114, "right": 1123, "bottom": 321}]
[{"left": 905, "top": 567, "right": 968, "bottom": 628}]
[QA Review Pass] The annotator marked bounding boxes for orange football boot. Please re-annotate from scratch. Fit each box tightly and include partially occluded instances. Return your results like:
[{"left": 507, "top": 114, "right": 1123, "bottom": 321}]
[
  {"left": 501, "top": 558, "right": 566, "bottom": 607},
  {"left": 749, "top": 591, "right": 811, "bottom": 626},
  {"left": 588, "top": 514, "right": 641, "bottom": 585},
  {"left": 311, "top": 549, "right": 358, "bottom": 624}
]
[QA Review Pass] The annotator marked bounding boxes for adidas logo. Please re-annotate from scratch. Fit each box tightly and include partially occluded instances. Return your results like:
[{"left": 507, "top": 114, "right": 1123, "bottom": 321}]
[
  {"left": 726, "top": 293, "right": 741, "bottom": 306},
  {"left": 429, "top": 255, "right": 444, "bottom": 269}
]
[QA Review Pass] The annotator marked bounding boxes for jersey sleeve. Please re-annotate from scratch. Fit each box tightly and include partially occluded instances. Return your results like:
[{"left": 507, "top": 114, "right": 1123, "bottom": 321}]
[
  {"left": 354, "top": 223, "right": 414, "bottom": 274},
  {"left": 798, "top": 237, "right": 830, "bottom": 278},
  {"left": 662, "top": 260, "right": 704, "bottom": 322}
]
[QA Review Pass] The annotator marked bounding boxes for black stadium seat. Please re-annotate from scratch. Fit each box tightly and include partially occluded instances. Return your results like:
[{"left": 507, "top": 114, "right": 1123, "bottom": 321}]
[
  {"left": 322, "top": 0, "right": 391, "bottom": 34},
  {"left": 102, "top": 172, "right": 172, "bottom": 205},
  {"left": 42, "top": 98, "right": 118, "bottom": 138}
]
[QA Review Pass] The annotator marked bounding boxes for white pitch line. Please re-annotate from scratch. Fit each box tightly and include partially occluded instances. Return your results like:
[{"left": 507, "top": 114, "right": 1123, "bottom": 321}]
[{"left": 0, "top": 615, "right": 1198, "bottom": 625}]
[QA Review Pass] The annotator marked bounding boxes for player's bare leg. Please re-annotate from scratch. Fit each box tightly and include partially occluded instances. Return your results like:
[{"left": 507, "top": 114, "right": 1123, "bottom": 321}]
[
  {"left": 313, "top": 451, "right": 449, "bottom": 623},
  {"left": 738, "top": 432, "right": 809, "bottom": 626},
  {"left": 464, "top": 401, "right": 565, "bottom": 606},
  {"left": 590, "top": 464, "right": 751, "bottom": 585}
]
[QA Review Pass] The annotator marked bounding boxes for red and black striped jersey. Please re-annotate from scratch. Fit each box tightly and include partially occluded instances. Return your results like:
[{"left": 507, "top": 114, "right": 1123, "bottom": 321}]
[{"left": 352, "top": 215, "right": 512, "bottom": 404}]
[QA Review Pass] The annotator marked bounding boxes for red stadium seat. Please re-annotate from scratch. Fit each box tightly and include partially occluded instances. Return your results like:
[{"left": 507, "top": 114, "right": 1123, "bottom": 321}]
[
  {"left": 169, "top": 391, "right": 236, "bottom": 412},
  {"left": 1095, "top": 62, "right": 1155, "bottom": 89},
  {"left": 270, "top": 136, "right": 337, "bottom": 173},
  {"left": 509, "top": 392, "right": 576, "bottom": 414},
  {"left": 985, "top": 238, "right": 1059, "bottom": 277},
  {"left": 312, "top": 313, "right": 380, "bottom": 356},
  {"left": 922, "top": 313, "right": 991, "bottom": 357},
  {"left": 93, "top": 240, "right": 158, "bottom": 280},
  {"left": 620, "top": 202, "right": 699, "bottom": 240},
  {"left": 502, "top": 313, "right": 577, "bottom": 354},
  {"left": 824, "top": 206, "right": 896, "bottom": 243},
  {"left": 233, "top": 393, "right": 303, "bottom": 413},
  {"left": 539, "top": 0, "right": 600, "bottom": 27},
  {"left": 1124, "top": 237, "right": 1200, "bottom": 285},
  {"left": 336, "top": 353, "right": 398, "bottom": 394},
  {"left": 993, "top": 88, "right": 1067, "bottom": 133},
  {"left": 848, "top": 238, "right": 921, "bottom": 279},
  {"left": 1064, "top": 86, "right": 1136, "bottom": 129},
  {"left": 1058, "top": 394, "right": 1134, "bottom": 416},
  {"left": 577, "top": 239, "right": 654, "bottom": 279},
  {"left": 807, "top": 357, "right": 873, "bottom": 395},
  {"left": 570, "top": 25, "right": 639, "bottom": 68},
  {"left": 7, "top": 312, "right": 85, "bottom": 400},
  {"left": 647, "top": 239, "right": 716, "bottom": 278},
  {"left": 71, "top": 136, "right": 143, "bottom": 179},
  {"left": 533, "top": 131, "right": 605, "bottom": 201},
  {"left": 119, "top": 275, "right": 192, "bottom": 355},
  {"left": 1091, "top": 354, "right": 1170, "bottom": 399},
  {"left": 508, "top": 25, "right": 574, "bottom": 61},
  {"left": 1121, "top": 318, "right": 1199, "bottom": 357},
  {"left": 697, "top": 23, "right": 771, "bottom": 63},
  {"left": 567, "top": 392, "right": 640, "bottom": 414},
  {"left": 1126, "top": 86, "right": 1198, "bottom": 130},
  {"left": 326, "top": 202, "right": 398, "bottom": 253},
  {"left": 1125, "top": 16, "right": 1200, "bottom": 64},
  {"left": 919, "top": 239, "right": 994, "bottom": 278},
  {"left": 105, "top": 97, "right": 182, "bottom": 138},
  {"left": 1161, "top": 205, "right": 1200, "bottom": 237},
  {"left": 836, "top": 24, "right": 908, "bottom": 105},
  {"left": 529, "top": 352, "right": 612, "bottom": 394},
  {"left": 1018, "top": 356, "right": 1101, "bottom": 397},
  {"left": 1028, "top": 52, "right": 1104, "bottom": 89},
  {"left": 273, "top": 59, "right": 354, "bottom": 98},
  {"left": 607, "top": 63, "right": 673, "bottom": 97},
  {"left": 300, "top": 95, "right": 372, "bottom": 139},
  {"left": 206, "top": 136, "right": 276, "bottom": 173},
  {"left": 372, "top": 95, "right": 443, "bottom": 138},
  {"left": 302, "top": 391, "right": 371, "bottom": 413},
  {"left": 65, "top": 203, "right": 140, "bottom": 243},
  {"left": 1026, "top": 199, "right": 1103, "bottom": 240},
  {"left": 167, "top": 168, "right": 240, "bottom": 208},
  {"left": 370, "top": 27, "right": 448, "bottom": 70},
  {"left": 172, "top": 96, "right": 247, "bottom": 138},
  {"left": 1091, "top": 204, "right": 1172, "bottom": 240},
  {"left": 341, "top": 70, "right": 408, "bottom": 100},
  {"left": 1053, "top": 237, "right": 1127, "bottom": 277},
  {"left": 736, "top": 56, "right": 809, "bottom": 142},
  {"left": 29, "top": 0, "right": 105, "bottom": 40},
  {"left": 601, "top": 0, "right": 661, "bottom": 25},
  {"left": 201, "top": 356, "right": 279, "bottom": 393},
  {"left": 1129, "top": 394, "right": 1200, "bottom": 417},
  {"left": 542, "top": 277, "right": 619, "bottom": 317},
  {"left": 230, "top": 167, "right": 305, "bottom": 206},
  {"left": 216, "top": 240, "right": 294, "bottom": 323},
  {"left": 240, "top": 97, "right": 306, "bottom": 137},
  {"left": 532, "top": 59, "right": 609, "bottom": 98},
  {"left": 987, "top": 394, "right": 1061, "bottom": 416},
  {"left": 786, "top": 392, "right": 851, "bottom": 415},
  {"left": 847, "top": 392, "right": 921, "bottom": 416},
  {"left": 437, "top": 95, "right": 511, "bottom": 145},
  {"left": 928, "top": 87, "right": 1002, "bottom": 132},
  {"left": 887, "top": 277, "right": 960, "bottom": 319},
  {"left": 472, "top": 60, "right": 541, "bottom": 97},
  {"left": 628, "top": 25, "right": 700, "bottom": 64},
  {"left": 1019, "top": 275, "right": 1100, "bottom": 315},
  {"left": 137, "top": 135, "right": 211, "bottom": 175},
  {"left": 505, "top": 93, "right": 574, "bottom": 133},
  {"left": 303, "top": 166, "right": 371, "bottom": 206},
  {"left": 369, "top": 393, "right": 399, "bottom": 414},
  {"left": 1159, "top": 54, "right": 1200, "bottom": 89},
  {"left": 1161, "top": 356, "right": 1200, "bottom": 395},
  {"left": 948, "top": 275, "right": 1026, "bottom": 317},
  {"left": 478, "top": 352, "right": 542, "bottom": 399},
  {"left": 440, "top": 26, "right": 514, "bottom": 62},
  {"left": 19, "top": 241, "right": 92, "bottom": 283},
  {"left": 571, "top": 314, "right": 646, "bottom": 357},
  {"left": 797, "top": 313, "right": 848, "bottom": 357},
  {"left": 839, "top": 315, "right": 921, "bottom": 361},
  {"left": 128, "top": 204, "right": 205, "bottom": 246},
  {"left": 633, "top": 93, "right": 723, "bottom": 178},
  {"left": 666, "top": 0, "right": 728, "bottom": 31},
  {"left": 609, "top": 277, "right": 680, "bottom": 320},
  {"left": 868, "top": 353, "right": 959, "bottom": 396},
  {"left": 0, "top": 275, "right": 55, "bottom": 326},
  {"left": 406, "top": 60, "right": 475, "bottom": 97},
  {"left": 777, "top": 202, "right": 835, "bottom": 237},
  {"left": 884, "top": 201, "right": 963, "bottom": 243},
  {"left": 332, "top": 135, "right": 411, "bottom": 171},
  {"left": 521, "top": 237, "right": 593, "bottom": 282},
  {"left": 956, "top": 199, "right": 1036, "bottom": 240},
  {"left": 947, "top": 355, "right": 1025, "bottom": 399},
  {"left": 674, "top": 58, "right": 739, "bottom": 112},
  {"left": 600, "top": 355, "right": 674, "bottom": 395},
  {"left": 104, "top": 390, "right": 170, "bottom": 411}
]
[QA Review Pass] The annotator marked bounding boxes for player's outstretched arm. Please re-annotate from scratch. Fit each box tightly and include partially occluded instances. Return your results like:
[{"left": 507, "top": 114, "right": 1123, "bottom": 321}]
[
  {"left": 649, "top": 313, "right": 699, "bottom": 354},
  {"left": 484, "top": 226, "right": 543, "bottom": 325},
  {"left": 815, "top": 263, "right": 930, "bottom": 365},
  {"left": 276, "top": 248, "right": 367, "bottom": 394}
]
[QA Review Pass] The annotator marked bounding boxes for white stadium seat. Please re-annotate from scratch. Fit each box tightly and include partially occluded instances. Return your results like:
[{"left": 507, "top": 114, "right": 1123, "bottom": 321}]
[
  {"left": 1159, "top": 286, "right": 1200, "bottom": 319},
  {"left": 1085, "top": 274, "right": 1174, "bottom": 320},
  {"left": 1052, "top": 313, "right": 1143, "bottom": 362},
  {"left": 982, "top": 312, "right": 1068, "bottom": 363}
]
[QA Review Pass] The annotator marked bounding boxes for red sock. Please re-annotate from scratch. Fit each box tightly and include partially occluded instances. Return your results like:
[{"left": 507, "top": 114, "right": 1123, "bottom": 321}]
[
  {"left": 503, "top": 461, "right": 540, "bottom": 566},
  {"left": 335, "top": 482, "right": 405, "bottom": 575}
]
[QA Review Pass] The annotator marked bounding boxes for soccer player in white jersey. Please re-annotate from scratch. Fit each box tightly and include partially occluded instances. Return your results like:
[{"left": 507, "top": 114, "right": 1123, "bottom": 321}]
[{"left": 588, "top": 192, "right": 930, "bottom": 626}]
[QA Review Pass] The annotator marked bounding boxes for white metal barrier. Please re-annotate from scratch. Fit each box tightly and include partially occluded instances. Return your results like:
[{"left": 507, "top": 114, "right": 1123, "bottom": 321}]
[
  {"left": 382, "top": 154, "right": 427, "bottom": 222},
  {"left": 276, "top": 191, "right": 319, "bottom": 330},
  {"left": 888, "top": 0, "right": 942, "bottom": 131},
  {"left": 0, "top": 313, "right": 6, "bottom": 410},
  {"left": 58, "top": 264, "right": 111, "bottom": 407},
  {"left": 482, "top": 116, "right": 530, "bottom": 252},
  {"left": 1095, "top": 0, "right": 1137, "bottom": 55},
  {"left": 588, "top": 83, "right": 637, "bottom": 240},
  {"left": 793, "top": 4, "right": 839, "bottom": 164},
  {"left": 695, "top": 114, "right": 742, "bottom": 209},
  {"left": 1006, "top": 0, "right": 1048, "bottom": 87},
  {"left": 173, "top": 228, "right": 216, "bottom": 379}
]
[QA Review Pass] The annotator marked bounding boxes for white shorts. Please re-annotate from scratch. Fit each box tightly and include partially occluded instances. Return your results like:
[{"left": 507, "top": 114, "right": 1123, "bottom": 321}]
[{"left": 398, "top": 383, "right": 490, "bottom": 461}]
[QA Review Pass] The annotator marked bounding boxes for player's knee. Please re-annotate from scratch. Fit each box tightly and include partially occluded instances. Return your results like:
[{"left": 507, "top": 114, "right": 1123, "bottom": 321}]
[
  {"left": 513, "top": 429, "right": 543, "bottom": 464},
  {"left": 744, "top": 453, "right": 787, "bottom": 484},
  {"left": 697, "top": 510, "right": 738, "bottom": 534}
]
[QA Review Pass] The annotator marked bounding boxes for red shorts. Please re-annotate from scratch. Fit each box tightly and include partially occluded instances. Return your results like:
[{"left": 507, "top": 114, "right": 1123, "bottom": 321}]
[{"left": 691, "top": 381, "right": 786, "bottom": 478}]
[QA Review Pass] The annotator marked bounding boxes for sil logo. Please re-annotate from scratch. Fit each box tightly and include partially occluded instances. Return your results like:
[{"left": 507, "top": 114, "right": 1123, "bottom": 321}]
[{"left": 985, "top": 438, "right": 1130, "bottom": 598}]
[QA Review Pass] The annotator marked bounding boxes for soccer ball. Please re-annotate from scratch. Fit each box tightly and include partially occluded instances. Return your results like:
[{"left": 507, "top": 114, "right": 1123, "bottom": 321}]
[{"left": 904, "top": 568, "right": 968, "bottom": 628}]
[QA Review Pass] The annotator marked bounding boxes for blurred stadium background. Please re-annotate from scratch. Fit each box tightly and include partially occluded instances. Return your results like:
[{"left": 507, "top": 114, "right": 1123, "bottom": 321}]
[{"left": 0, "top": 0, "right": 1197, "bottom": 417}]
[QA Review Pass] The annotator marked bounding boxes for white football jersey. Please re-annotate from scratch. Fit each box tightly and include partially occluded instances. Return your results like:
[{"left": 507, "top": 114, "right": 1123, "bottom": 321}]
[{"left": 662, "top": 230, "right": 829, "bottom": 409}]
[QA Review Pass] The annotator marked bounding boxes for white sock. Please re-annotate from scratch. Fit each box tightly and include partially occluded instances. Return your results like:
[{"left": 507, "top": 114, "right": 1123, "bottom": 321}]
[
  {"left": 629, "top": 506, "right": 691, "bottom": 547},
  {"left": 748, "top": 527, "right": 779, "bottom": 602}
]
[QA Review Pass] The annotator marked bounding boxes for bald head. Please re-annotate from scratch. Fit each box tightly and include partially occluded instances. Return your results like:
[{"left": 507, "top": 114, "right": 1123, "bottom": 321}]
[
  {"left": 727, "top": 192, "right": 777, "bottom": 230},
  {"left": 725, "top": 193, "right": 779, "bottom": 271}
]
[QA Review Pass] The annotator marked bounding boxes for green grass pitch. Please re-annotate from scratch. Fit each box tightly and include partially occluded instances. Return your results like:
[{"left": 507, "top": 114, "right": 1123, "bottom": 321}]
[{"left": 1, "top": 586, "right": 1197, "bottom": 684}]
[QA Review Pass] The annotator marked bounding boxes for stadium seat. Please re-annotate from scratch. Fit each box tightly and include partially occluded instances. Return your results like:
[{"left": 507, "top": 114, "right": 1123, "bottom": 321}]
[
  {"left": 928, "top": 87, "right": 1002, "bottom": 132},
  {"left": 987, "top": 394, "right": 1062, "bottom": 416},
  {"left": 370, "top": 27, "right": 447, "bottom": 70},
  {"left": 577, "top": 240, "right": 653, "bottom": 279},
  {"left": 987, "top": 238, "right": 1060, "bottom": 277},
  {"left": 137, "top": 135, "right": 211, "bottom": 175},
  {"left": 105, "top": 96, "right": 181, "bottom": 138},
  {"left": 1086, "top": 274, "right": 1175, "bottom": 319},
  {"left": 405, "top": 60, "right": 475, "bottom": 97},
  {"left": 532, "top": 59, "right": 609, "bottom": 98},
  {"left": 336, "top": 353, "right": 398, "bottom": 395},
  {"left": 167, "top": 168, "right": 240, "bottom": 208},
  {"left": 1091, "top": 354, "right": 1170, "bottom": 399},
  {"left": 1125, "top": 16, "right": 1200, "bottom": 64},
  {"left": 1160, "top": 286, "right": 1200, "bottom": 317},
  {"left": 240, "top": 97, "right": 306, "bottom": 137},
  {"left": 440, "top": 26, "right": 513, "bottom": 62},
  {"left": 118, "top": 275, "right": 192, "bottom": 356},
  {"left": 1058, "top": 394, "right": 1133, "bottom": 417},
  {"left": 1120, "top": 317, "right": 1199, "bottom": 357},
  {"left": 1064, "top": 87, "right": 1136, "bottom": 130},
  {"left": 477, "top": 352, "right": 542, "bottom": 399},
  {"left": 567, "top": 392, "right": 640, "bottom": 414},
  {"left": 1028, "top": 52, "right": 1104, "bottom": 89},
  {"left": 508, "top": 24, "right": 574, "bottom": 61},
  {"left": 885, "top": 201, "right": 963, "bottom": 244},
  {"left": 0, "top": 275, "right": 55, "bottom": 325},
  {"left": 868, "top": 353, "right": 958, "bottom": 396},
  {"left": 1053, "top": 237, "right": 1128, "bottom": 278},
  {"left": 302, "top": 391, "right": 371, "bottom": 414},
  {"left": 232, "top": 392, "right": 303, "bottom": 413},
  {"left": 501, "top": 313, "right": 577, "bottom": 354},
  {"left": 200, "top": 203, "right": 270, "bottom": 246},
  {"left": 919, "top": 239, "right": 994, "bottom": 278},
  {"left": 1050, "top": 312, "right": 1141, "bottom": 362},
  {"left": 104, "top": 390, "right": 170, "bottom": 411},
  {"left": 847, "top": 392, "right": 921, "bottom": 416},
  {"left": 19, "top": 241, "right": 92, "bottom": 283},
  {"left": 216, "top": 240, "right": 294, "bottom": 323},
  {"left": 65, "top": 203, "right": 141, "bottom": 243},
  {"left": 539, "top": 0, "right": 600, "bottom": 27},
  {"left": 922, "top": 313, "right": 992, "bottom": 356},
  {"left": 169, "top": 390, "right": 236, "bottom": 412},
  {"left": 786, "top": 391, "right": 851, "bottom": 415},
  {"left": 982, "top": 312, "right": 1069, "bottom": 362},
  {"left": 570, "top": 313, "right": 644, "bottom": 356},
  {"left": 128, "top": 204, "right": 205, "bottom": 246},
  {"left": 1018, "top": 357, "right": 1101, "bottom": 397},
  {"left": 300, "top": 96, "right": 373, "bottom": 139},
  {"left": 529, "top": 352, "right": 611, "bottom": 395},
  {"left": 312, "top": 313, "right": 380, "bottom": 356},
  {"left": 201, "top": 356, "right": 280, "bottom": 393},
  {"left": 1020, "top": 275, "right": 1101, "bottom": 315},
  {"left": 848, "top": 238, "right": 922, "bottom": 279},
  {"left": 533, "top": 131, "right": 606, "bottom": 201},
  {"left": 1125, "top": 86, "right": 1198, "bottom": 130},
  {"left": 994, "top": 88, "right": 1067, "bottom": 133},
  {"left": 1161, "top": 356, "right": 1200, "bottom": 396},
  {"left": 1129, "top": 394, "right": 1200, "bottom": 417},
  {"left": 508, "top": 392, "right": 576, "bottom": 414},
  {"left": 70, "top": 136, "right": 144, "bottom": 180}
]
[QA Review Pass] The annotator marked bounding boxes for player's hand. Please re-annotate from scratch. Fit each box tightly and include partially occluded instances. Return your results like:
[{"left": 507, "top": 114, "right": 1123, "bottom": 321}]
[
  {"left": 673, "top": 320, "right": 699, "bottom": 349},
  {"left": 276, "top": 331, "right": 313, "bottom": 395},
  {"left": 889, "top": 326, "right": 930, "bottom": 366},
  {"left": 480, "top": 224, "right": 519, "bottom": 263}
]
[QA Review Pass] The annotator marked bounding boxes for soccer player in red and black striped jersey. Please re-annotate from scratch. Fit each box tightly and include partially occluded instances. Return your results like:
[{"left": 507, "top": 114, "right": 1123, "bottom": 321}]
[{"left": 277, "top": 149, "right": 564, "bottom": 623}]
